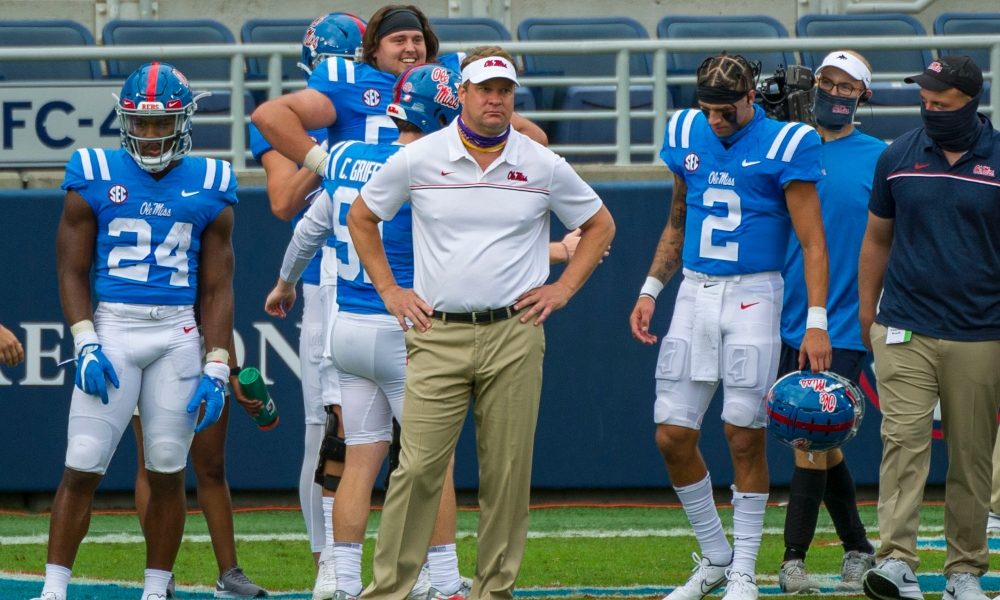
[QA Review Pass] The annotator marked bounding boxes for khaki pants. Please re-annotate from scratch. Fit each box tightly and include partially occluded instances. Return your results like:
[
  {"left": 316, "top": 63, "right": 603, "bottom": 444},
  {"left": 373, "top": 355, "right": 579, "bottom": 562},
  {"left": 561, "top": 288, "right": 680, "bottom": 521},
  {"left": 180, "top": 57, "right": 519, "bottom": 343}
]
[
  {"left": 364, "top": 316, "right": 545, "bottom": 600},
  {"left": 871, "top": 323, "right": 1000, "bottom": 575},
  {"left": 992, "top": 424, "right": 1000, "bottom": 514}
]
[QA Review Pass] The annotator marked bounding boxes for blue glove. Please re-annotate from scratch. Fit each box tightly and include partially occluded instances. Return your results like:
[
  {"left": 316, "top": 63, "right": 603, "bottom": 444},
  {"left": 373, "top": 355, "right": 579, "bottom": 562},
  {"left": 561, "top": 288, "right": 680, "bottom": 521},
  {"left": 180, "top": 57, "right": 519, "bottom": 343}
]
[
  {"left": 187, "top": 362, "right": 228, "bottom": 433},
  {"left": 75, "top": 343, "right": 120, "bottom": 404}
]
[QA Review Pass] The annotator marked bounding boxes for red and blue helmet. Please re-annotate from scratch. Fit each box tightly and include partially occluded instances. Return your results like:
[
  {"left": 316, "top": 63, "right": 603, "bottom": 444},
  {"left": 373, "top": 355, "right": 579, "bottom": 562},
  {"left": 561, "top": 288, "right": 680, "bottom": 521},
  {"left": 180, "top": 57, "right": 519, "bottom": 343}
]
[
  {"left": 766, "top": 370, "right": 866, "bottom": 452},
  {"left": 386, "top": 64, "right": 461, "bottom": 133},
  {"left": 115, "top": 61, "right": 199, "bottom": 172},
  {"left": 298, "top": 12, "right": 367, "bottom": 76}
]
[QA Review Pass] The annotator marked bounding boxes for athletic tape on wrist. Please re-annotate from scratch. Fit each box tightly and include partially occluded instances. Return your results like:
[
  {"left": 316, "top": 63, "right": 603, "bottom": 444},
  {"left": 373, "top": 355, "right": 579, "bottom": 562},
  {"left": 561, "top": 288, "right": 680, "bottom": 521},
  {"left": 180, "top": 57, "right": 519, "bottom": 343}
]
[
  {"left": 203, "top": 361, "right": 230, "bottom": 382},
  {"left": 639, "top": 276, "right": 664, "bottom": 301},
  {"left": 71, "top": 320, "right": 99, "bottom": 354},
  {"left": 806, "top": 306, "right": 828, "bottom": 330},
  {"left": 303, "top": 144, "right": 330, "bottom": 176},
  {"left": 204, "top": 347, "right": 230, "bottom": 365}
]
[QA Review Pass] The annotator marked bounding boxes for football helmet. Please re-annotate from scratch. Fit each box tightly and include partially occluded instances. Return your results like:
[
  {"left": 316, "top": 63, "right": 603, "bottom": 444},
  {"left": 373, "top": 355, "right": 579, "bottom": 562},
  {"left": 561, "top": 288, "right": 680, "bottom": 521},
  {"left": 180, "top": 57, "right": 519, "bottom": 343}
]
[
  {"left": 386, "top": 64, "right": 461, "bottom": 133},
  {"left": 116, "top": 62, "right": 200, "bottom": 173},
  {"left": 766, "top": 370, "right": 865, "bottom": 452},
  {"left": 298, "top": 12, "right": 367, "bottom": 75}
]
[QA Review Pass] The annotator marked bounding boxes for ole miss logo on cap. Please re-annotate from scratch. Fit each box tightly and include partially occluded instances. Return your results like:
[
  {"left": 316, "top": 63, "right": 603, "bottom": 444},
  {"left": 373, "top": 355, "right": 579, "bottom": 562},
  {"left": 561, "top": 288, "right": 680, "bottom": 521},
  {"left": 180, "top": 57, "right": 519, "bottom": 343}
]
[
  {"left": 484, "top": 58, "right": 510, "bottom": 68},
  {"left": 928, "top": 61, "right": 943, "bottom": 73}
]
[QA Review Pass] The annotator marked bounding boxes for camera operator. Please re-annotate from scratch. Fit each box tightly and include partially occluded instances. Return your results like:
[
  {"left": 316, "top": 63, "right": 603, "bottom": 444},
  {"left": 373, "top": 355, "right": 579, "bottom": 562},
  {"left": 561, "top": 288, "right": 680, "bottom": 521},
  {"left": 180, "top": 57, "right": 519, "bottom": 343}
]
[{"left": 774, "top": 50, "right": 886, "bottom": 594}]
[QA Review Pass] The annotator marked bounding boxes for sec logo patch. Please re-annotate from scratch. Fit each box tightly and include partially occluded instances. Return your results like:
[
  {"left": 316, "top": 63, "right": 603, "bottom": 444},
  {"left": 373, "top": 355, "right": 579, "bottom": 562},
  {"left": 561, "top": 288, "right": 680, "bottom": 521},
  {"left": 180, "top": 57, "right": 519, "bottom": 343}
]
[
  {"left": 108, "top": 184, "right": 129, "bottom": 204},
  {"left": 683, "top": 153, "right": 700, "bottom": 172},
  {"left": 362, "top": 88, "right": 381, "bottom": 107}
]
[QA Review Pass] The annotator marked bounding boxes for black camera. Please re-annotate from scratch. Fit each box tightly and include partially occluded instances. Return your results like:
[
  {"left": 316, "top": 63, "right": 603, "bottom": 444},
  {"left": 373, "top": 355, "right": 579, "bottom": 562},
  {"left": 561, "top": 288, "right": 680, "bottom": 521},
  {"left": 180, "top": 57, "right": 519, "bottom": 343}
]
[{"left": 755, "top": 64, "right": 816, "bottom": 124}]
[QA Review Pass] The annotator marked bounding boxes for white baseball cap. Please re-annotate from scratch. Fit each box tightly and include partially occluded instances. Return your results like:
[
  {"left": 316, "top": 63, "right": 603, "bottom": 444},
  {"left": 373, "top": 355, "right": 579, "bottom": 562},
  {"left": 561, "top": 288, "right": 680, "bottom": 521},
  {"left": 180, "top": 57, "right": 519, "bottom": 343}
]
[
  {"left": 460, "top": 56, "right": 519, "bottom": 86},
  {"left": 817, "top": 51, "right": 872, "bottom": 89}
]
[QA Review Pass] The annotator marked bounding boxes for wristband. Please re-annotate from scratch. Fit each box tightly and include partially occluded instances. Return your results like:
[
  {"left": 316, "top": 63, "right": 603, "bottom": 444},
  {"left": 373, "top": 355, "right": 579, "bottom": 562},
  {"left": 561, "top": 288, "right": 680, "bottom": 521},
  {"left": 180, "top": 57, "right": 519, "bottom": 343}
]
[
  {"left": 205, "top": 347, "right": 230, "bottom": 365},
  {"left": 71, "top": 319, "right": 99, "bottom": 354},
  {"left": 303, "top": 144, "right": 330, "bottom": 176},
  {"left": 806, "top": 306, "right": 828, "bottom": 330},
  {"left": 204, "top": 361, "right": 230, "bottom": 382},
  {"left": 639, "top": 276, "right": 664, "bottom": 301},
  {"left": 230, "top": 365, "right": 242, "bottom": 378}
]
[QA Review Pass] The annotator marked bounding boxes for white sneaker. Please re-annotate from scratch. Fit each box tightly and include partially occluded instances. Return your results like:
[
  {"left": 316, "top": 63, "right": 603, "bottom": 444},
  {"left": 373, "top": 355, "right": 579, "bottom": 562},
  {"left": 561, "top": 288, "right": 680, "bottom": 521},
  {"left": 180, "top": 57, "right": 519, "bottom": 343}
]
[
  {"left": 863, "top": 557, "right": 923, "bottom": 600},
  {"left": 778, "top": 559, "right": 820, "bottom": 594},
  {"left": 407, "top": 563, "right": 432, "bottom": 600},
  {"left": 721, "top": 571, "right": 758, "bottom": 600},
  {"left": 662, "top": 552, "right": 730, "bottom": 600},
  {"left": 838, "top": 550, "right": 875, "bottom": 592},
  {"left": 943, "top": 573, "right": 989, "bottom": 600},
  {"left": 313, "top": 547, "right": 338, "bottom": 600},
  {"left": 426, "top": 580, "right": 472, "bottom": 600},
  {"left": 987, "top": 513, "right": 1000, "bottom": 536},
  {"left": 30, "top": 593, "right": 65, "bottom": 600}
]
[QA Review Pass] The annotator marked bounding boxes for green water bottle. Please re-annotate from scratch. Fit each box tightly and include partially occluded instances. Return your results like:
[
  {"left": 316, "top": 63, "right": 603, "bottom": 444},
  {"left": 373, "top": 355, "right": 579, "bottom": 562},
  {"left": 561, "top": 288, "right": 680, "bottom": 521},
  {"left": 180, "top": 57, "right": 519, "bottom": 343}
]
[{"left": 237, "top": 366, "right": 280, "bottom": 430}]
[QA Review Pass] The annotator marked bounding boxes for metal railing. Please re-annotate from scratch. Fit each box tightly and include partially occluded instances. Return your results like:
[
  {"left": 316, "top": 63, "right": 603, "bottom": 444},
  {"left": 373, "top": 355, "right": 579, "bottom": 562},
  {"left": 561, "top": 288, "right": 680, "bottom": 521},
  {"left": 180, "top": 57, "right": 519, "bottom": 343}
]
[{"left": 0, "top": 35, "right": 997, "bottom": 168}]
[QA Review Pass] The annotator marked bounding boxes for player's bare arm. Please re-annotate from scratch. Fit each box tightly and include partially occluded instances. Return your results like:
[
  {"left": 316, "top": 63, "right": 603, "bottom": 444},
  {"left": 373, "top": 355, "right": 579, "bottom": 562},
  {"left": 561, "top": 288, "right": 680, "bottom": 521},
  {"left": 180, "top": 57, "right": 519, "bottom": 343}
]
[
  {"left": 196, "top": 206, "right": 236, "bottom": 358},
  {"left": 347, "top": 193, "right": 432, "bottom": 333},
  {"left": 251, "top": 89, "right": 337, "bottom": 167},
  {"left": 517, "top": 205, "right": 615, "bottom": 326},
  {"left": 261, "top": 150, "right": 322, "bottom": 221},
  {"left": 57, "top": 190, "right": 99, "bottom": 325},
  {"left": 857, "top": 212, "right": 894, "bottom": 351},
  {"left": 629, "top": 173, "right": 687, "bottom": 345},
  {"left": 785, "top": 179, "right": 832, "bottom": 371}
]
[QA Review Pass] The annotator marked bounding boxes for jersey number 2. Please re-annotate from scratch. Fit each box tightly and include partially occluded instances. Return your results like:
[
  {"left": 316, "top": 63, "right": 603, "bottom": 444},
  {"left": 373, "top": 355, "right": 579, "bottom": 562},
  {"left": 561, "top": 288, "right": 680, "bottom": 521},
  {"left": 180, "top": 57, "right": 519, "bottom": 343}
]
[
  {"left": 107, "top": 218, "right": 193, "bottom": 286},
  {"left": 699, "top": 188, "right": 741, "bottom": 261}
]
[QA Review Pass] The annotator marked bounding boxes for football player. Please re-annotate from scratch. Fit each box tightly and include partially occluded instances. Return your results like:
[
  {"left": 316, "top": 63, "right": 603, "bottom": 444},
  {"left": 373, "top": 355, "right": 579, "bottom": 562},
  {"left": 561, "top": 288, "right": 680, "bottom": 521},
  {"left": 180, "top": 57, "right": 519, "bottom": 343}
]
[
  {"left": 34, "top": 62, "right": 237, "bottom": 600},
  {"left": 629, "top": 52, "right": 831, "bottom": 600}
]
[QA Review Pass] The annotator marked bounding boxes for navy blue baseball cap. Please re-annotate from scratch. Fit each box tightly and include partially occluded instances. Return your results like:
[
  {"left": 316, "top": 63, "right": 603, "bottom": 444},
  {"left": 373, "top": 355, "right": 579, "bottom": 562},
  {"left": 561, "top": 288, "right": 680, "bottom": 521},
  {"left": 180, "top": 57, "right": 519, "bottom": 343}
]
[{"left": 905, "top": 55, "right": 983, "bottom": 97}]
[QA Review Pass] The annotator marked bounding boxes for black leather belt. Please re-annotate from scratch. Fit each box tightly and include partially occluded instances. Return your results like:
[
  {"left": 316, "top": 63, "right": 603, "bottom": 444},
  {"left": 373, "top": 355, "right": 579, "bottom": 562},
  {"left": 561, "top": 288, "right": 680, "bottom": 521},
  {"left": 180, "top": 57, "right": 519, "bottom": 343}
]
[{"left": 431, "top": 304, "right": 520, "bottom": 324}]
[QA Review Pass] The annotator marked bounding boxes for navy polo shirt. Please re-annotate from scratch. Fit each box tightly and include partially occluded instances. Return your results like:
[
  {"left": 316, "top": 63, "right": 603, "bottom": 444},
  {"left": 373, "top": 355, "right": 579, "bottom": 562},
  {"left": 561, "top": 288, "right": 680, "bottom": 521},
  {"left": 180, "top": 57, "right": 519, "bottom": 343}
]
[{"left": 869, "top": 117, "right": 1000, "bottom": 341}]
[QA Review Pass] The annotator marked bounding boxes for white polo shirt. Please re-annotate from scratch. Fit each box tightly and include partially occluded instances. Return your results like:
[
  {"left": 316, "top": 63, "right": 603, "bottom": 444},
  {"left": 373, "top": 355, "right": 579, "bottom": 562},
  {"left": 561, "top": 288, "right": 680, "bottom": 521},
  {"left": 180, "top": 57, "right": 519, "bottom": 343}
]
[{"left": 361, "top": 119, "right": 603, "bottom": 312}]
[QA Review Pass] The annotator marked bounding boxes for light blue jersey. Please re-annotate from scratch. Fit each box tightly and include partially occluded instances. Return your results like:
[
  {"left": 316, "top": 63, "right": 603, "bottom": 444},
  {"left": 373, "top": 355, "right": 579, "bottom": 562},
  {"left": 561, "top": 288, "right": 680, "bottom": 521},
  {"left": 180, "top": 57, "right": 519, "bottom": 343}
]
[
  {"left": 323, "top": 140, "right": 412, "bottom": 315},
  {"left": 659, "top": 105, "right": 822, "bottom": 275},
  {"left": 249, "top": 122, "right": 326, "bottom": 286},
  {"left": 308, "top": 54, "right": 463, "bottom": 146},
  {"left": 781, "top": 130, "right": 887, "bottom": 351},
  {"left": 62, "top": 148, "right": 237, "bottom": 305}
]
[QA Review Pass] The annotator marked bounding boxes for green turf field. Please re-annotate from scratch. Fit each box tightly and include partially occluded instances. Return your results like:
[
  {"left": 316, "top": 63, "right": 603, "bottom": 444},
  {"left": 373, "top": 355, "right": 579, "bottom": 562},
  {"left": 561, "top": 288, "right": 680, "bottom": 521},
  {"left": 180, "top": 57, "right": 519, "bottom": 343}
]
[{"left": 2, "top": 502, "right": 996, "bottom": 598}]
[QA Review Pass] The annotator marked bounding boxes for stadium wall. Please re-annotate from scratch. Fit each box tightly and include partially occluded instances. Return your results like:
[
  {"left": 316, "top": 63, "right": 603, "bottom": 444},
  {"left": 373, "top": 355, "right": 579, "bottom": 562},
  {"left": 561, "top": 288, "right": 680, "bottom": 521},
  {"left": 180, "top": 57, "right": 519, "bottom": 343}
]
[{"left": 0, "top": 183, "right": 950, "bottom": 494}]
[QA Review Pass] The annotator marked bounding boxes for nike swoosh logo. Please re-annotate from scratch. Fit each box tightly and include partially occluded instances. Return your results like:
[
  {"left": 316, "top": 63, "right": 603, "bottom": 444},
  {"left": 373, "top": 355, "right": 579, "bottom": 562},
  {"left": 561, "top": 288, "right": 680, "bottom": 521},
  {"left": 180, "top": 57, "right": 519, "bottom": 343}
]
[
  {"left": 183, "top": 325, "right": 197, "bottom": 333},
  {"left": 740, "top": 302, "right": 760, "bottom": 309},
  {"left": 741, "top": 159, "right": 761, "bottom": 167},
  {"left": 902, "top": 574, "right": 918, "bottom": 584},
  {"left": 440, "top": 170, "right": 454, "bottom": 176},
  {"left": 913, "top": 163, "right": 930, "bottom": 170},
  {"left": 704, "top": 282, "right": 720, "bottom": 288},
  {"left": 181, "top": 190, "right": 200, "bottom": 197},
  {"left": 945, "top": 587, "right": 956, "bottom": 596}
]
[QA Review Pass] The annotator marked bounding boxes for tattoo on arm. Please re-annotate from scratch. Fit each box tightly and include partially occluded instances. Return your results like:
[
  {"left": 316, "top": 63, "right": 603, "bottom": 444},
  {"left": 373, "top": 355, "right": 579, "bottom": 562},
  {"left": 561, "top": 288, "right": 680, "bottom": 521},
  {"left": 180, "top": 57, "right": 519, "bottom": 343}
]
[{"left": 648, "top": 185, "right": 687, "bottom": 282}]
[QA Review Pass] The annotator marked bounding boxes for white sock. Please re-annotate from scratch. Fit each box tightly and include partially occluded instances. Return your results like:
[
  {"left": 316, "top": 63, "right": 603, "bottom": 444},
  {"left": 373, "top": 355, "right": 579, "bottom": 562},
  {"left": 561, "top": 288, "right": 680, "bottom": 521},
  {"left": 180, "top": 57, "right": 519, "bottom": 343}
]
[
  {"left": 41, "top": 563, "right": 71, "bottom": 596},
  {"left": 323, "top": 495, "right": 335, "bottom": 547},
  {"left": 428, "top": 544, "right": 461, "bottom": 594},
  {"left": 333, "top": 542, "right": 364, "bottom": 596},
  {"left": 142, "top": 568, "right": 172, "bottom": 598},
  {"left": 730, "top": 486, "right": 768, "bottom": 578},
  {"left": 674, "top": 473, "right": 732, "bottom": 565}
]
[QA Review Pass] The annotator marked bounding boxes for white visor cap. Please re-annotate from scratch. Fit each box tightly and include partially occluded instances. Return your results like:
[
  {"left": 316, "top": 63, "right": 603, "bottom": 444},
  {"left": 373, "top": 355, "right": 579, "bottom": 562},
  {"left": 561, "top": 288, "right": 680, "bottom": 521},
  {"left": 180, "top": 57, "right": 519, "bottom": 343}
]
[
  {"left": 461, "top": 56, "right": 519, "bottom": 86},
  {"left": 817, "top": 51, "right": 872, "bottom": 90}
]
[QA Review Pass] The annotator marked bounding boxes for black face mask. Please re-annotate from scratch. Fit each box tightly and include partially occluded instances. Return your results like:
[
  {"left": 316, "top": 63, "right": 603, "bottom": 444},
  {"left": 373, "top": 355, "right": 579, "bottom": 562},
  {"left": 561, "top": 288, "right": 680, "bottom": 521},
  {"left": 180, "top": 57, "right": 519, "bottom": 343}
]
[
  {"left": 921, "top": 94, "right": 983, "bottom": 151},
  {"left": 812, "top": 88, "right": 859, "bottom": 131}
]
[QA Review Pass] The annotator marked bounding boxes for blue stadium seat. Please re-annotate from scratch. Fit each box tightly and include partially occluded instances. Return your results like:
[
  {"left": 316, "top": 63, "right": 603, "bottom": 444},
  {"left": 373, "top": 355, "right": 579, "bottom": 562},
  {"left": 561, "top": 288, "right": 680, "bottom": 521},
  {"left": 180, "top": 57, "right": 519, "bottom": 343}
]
[
  {"left": 933, "top": 12, "right": 1000, "bottom": 70},
  {"left": 551, "top": 85, "right": 653, "bottom": 163},
  {"left": 241, "top": 18, "right": 313, "bottom": 82},
  {"left": 103, "top": 19, "right": 235, "bottom": 80},
  {"left": 796, "top": 13, "right": 930, "bottom": 74},
  {"left": 191, "top": 91, "right": 256, "bottom": 153},
  {"left": 656, "top": 15, "right": 794, "bottom": 108},
  {"left": 430, "top": 17, "right": 511, "bottom": 43},
  {"left": 516, "top": 17, "right": 651, "bottom": 112},
  {"left": 0, "top": 20, "right": 101, "bottom": 81}
]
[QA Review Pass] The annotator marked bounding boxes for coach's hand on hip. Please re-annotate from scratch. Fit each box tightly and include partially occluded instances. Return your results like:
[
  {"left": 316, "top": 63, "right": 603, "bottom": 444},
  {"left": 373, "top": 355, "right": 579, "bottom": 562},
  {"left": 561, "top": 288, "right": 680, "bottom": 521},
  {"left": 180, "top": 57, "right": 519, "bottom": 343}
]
[
  {"left": 515, "top": 280, "right": 574, "bottom": 326},
  {"left": 383, "top": 284, "right": 433, "bottom": 332}
]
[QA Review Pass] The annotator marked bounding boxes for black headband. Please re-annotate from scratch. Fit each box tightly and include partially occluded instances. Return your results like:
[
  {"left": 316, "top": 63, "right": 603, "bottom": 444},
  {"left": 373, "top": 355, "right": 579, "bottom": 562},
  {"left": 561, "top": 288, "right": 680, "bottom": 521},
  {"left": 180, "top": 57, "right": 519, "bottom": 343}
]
[
  {"left": 377, "top": 9, "right": 423, "bottom": 38},
  {"left": 697, "top": 85, "right": 749, "bottom": 104}
]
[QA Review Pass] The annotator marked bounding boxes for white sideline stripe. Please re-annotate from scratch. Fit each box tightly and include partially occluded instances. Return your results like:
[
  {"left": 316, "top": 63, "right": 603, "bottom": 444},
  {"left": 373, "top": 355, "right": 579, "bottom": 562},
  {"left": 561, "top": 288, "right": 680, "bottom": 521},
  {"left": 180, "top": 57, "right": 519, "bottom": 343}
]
[{"left": 0, "top": 525, "right": 943, "bottom": 546}]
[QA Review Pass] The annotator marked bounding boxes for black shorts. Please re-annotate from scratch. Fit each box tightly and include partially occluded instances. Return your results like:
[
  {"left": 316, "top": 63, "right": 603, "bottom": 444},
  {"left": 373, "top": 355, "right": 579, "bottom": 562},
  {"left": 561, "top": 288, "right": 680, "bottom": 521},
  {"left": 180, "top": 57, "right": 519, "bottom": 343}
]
[{"left": 776, "top": 341, "right": 867, "bottom": 383}]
